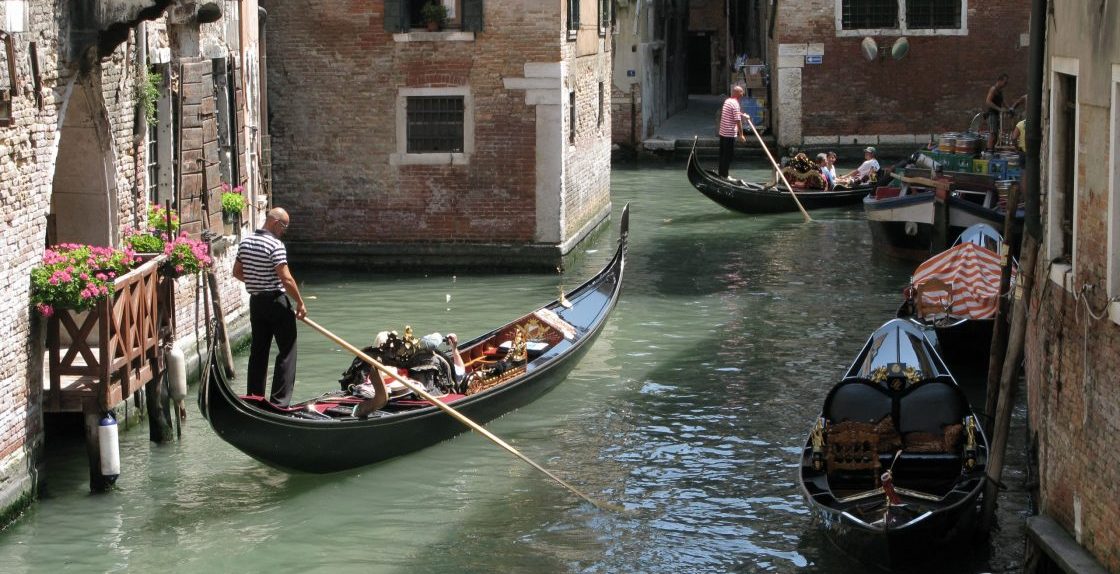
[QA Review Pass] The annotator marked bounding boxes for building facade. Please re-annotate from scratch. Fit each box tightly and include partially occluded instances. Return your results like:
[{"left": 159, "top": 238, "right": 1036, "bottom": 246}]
[
  {"left": 0, "top": 0, "right": 263, "bottom": 521},
  {"left": 1022, "top": 2, "right": 1120, "bottom": 571},
  {"left": 260, "top": 0, "right": 614, "bottom": 270},
  {"left": 769, "top": 0, "right": 1030, "bottom": 148}
]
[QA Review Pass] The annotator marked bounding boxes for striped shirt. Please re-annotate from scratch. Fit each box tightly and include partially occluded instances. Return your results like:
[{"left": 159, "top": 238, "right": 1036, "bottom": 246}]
[
  {"left": 718, "top": 97, "right": 743, "bottom": 138},
  {"left": 237, "top": 229, "right": 287, "bottom": 294}
]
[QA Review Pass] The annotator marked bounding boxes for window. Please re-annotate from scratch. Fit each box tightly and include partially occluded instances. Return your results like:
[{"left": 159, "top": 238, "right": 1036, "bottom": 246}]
[
  {"left": 146, "top": 120, "right": 159, "bottom": 204},
  {"left": 569, "top": 90, "right": 576, "bottom": 144},
  {"left": 597, "top": 81, "right": 604, "bottom": 127},
  {"left": 841, "top": 0, "right": 898, "bottom": 30},
  {"left": 1046, "top": 58, "right": 1078, "bottom": 289},
  {"left": 837, "top": 0, "right": 966, "bottom": 35},
  {"left": 407, "top": 96, "right": 464, "bottom": 153},
  {"left": 393, "top": 86, "right": 473, "bottom": 165},
  {"left": 567, "top": 0, "right": 580, "bottom": 37},
  {"left": 408, "top": 0, "right": 459, "bottom": 28},
  {"left": 905, "top": 0, "right": 961, "bottom": 29},
  {"left": 598, "top": 0, "right": 611, "bottom": 36},
  {"left": 385, "top": 0, "right": 483, "bottom": 33}
]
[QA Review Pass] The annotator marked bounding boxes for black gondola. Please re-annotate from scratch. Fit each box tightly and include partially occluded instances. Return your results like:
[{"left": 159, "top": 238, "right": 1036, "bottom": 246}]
[
  {"left": 799, "top": 319, "right": 989, "bottom": 568},
  {"left": 199, "top": 205, "right": 629, "bottom": 474},
  {"left": 686, "top": 148, "right": 874, "bottom": 214}
]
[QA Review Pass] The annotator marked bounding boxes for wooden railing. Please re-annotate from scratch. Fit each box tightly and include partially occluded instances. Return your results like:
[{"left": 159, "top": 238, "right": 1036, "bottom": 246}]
[{"left": 46, "top": 256, "right": 172, "bottom": 412}]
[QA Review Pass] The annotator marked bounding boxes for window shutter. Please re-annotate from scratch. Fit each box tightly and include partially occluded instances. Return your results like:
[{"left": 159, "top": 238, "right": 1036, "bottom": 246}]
[
  {"left": 462, "top": 0, "right": 484, "bottom": 32},
  {"left": 384, "top": 0, "right": 406, "bottom": 32}
]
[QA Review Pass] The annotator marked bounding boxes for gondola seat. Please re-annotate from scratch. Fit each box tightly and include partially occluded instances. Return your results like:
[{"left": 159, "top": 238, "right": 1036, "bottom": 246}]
[{"left": 823, "top": 381, "right": 897, "bottom": 490}]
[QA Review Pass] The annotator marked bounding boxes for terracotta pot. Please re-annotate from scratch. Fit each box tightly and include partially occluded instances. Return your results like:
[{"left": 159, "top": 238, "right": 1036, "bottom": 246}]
[{"left": 426, "top": 20, "right": 440, "bottom": 31}]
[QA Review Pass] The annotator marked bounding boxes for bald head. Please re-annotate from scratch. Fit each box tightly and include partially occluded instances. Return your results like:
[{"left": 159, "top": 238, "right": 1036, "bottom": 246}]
[
  {"left": 265, "top": 207, "right": 290, "bottom": 236},
  {"left": 732, "top": 85, "right": 744, "bottom": 97}
]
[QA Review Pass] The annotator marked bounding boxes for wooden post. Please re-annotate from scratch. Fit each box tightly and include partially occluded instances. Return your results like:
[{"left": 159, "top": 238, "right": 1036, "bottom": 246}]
[
  {"left": 984, "top": 183, "right": 1022, "bottom": 431},
  {"left": 931, "top": 186, "right": 950, "bottom": 254},
  {"left": 145, "top": 369, "right": 174, "bottom": 442},
  {"left": 84, "top": 403, "right": 112, "bottom": 492},
  {"left": 981, "top": 234, "right": 1039, "bottom": 532}
]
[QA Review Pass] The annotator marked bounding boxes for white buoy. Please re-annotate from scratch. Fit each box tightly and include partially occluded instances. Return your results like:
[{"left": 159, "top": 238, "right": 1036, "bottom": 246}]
[
  {"left": 98, "top": 414, "right": 120, "bottom": 479},
  {"left": 168, "top": 344, "right": 188, "bottom": 401}
]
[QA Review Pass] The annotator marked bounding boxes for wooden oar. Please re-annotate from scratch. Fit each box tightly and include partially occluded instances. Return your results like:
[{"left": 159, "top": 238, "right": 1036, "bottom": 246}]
[
  {"left": 743, "top": 115, "right": 813, "bottom": 223},
  {"left": 299, "top": 316, "right": 617, "bottom": 512}
]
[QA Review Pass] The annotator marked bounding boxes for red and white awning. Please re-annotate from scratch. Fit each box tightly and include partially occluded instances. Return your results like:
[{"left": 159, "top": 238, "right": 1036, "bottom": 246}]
[{"left": 912, "top": 242, "right": 1002, "bottom": 320}]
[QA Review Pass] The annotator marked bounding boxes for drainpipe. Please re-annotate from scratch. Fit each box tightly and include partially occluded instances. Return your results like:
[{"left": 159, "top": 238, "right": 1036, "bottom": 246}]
[
  {"left": 1024, "top": 0, "right": 1045, "bottom": 240},
  {"left": 258, "top": 6, "right": 270, "bottom": 217}
]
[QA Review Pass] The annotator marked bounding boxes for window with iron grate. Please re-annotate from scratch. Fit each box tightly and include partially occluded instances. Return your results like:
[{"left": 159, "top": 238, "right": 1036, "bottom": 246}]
[
  {"left": 406, "top": 96, "right": 465, "bottom": 153},
  {"left": 905, "top": 0, "right": 961, "bottom": 29},
  {"left": 841, "top": 0, "right": 899, "bottom": 29}
]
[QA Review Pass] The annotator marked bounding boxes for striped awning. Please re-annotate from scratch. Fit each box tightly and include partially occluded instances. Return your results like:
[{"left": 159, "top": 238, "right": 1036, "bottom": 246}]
[{"left": 912, "top": 242, "right": 1002, "bottom": 320}]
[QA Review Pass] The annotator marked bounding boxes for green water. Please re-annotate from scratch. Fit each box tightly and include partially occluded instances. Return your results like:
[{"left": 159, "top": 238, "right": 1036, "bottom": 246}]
[{"left": 0, "top": 161, "right": 1028, "bottom": 573}]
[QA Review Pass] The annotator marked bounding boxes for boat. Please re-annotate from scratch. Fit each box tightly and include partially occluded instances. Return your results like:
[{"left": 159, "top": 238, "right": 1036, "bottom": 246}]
[
  {"left": 798, "top": 318, "right": 989, "bottom": 568},
  {"left": 198, "top": 205, "right": 629, "bottom": 473},
  {"left": 898, "top": 224, "right": 1006, "bottom": 372},
  {"left": 686, "top": 147, "right": 875, "bottom": 215},
  {"left": 864, "top": 167, "right": 1021, "bottom": 261}
]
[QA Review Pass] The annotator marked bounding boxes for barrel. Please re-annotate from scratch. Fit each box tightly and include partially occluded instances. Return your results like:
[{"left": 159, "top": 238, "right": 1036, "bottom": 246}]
[
  {"left": 954, "top": 134, "right": 979, "bottom": 156},
  {"left": 938, "top": 132, "right": 958, "bottom": 153}
]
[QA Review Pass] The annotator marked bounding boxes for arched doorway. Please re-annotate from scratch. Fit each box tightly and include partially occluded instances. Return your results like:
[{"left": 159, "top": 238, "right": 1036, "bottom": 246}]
[{"left": 48, "top": 76, "right": 117, "bottom": 247}]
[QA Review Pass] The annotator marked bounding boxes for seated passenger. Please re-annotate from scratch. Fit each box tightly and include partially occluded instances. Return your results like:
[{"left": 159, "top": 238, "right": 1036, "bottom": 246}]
[
  {"left": 836, "top": 147, "right": 880, "bottom": 187},
  {"left": 816, "top": 153, "right": 834, "bottom": 190},
  {"left": 779, "top": 152, "right": 827, "bottom": 190}
]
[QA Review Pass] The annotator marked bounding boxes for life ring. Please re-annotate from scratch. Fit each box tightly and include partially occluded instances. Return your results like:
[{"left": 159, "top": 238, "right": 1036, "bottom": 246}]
[{"left": 904, "top": 221, "right": 919, "bottom": 236}]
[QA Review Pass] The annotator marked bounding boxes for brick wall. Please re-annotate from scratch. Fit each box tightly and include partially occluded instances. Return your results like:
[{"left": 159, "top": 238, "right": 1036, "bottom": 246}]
[
  {"left": 261, "top": 0, "right": 610, "bottom": 258},
  {"left": 1022, "top": 6, "right": 1120, "bottom": 570},
  {"left": 773, "top": 0, "right": 1029, "bottom": 140}
]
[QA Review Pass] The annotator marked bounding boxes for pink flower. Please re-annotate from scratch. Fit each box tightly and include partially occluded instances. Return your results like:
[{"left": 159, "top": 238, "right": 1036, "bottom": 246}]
[{"left": 36, "top": 303, "right": 54, "bottom": 317}]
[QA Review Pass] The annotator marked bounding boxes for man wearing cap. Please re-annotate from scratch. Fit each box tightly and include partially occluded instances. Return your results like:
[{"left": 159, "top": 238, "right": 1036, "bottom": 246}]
[{"left": 844, "top": 147, "right": 881, "bottom": 184}]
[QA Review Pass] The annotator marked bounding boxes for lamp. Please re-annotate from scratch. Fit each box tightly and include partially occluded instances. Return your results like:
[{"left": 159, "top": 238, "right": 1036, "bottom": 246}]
[
  {"left": 891, "top": 37, "right": 910, "bottom": 61},
  {"left": 860, "top": 37, "right": 878, "bottom": 62}
]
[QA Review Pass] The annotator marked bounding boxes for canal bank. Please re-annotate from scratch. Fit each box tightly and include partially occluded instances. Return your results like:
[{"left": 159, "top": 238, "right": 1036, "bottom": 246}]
[
  {"left": 626, "top": 94, "right": 928, "bottom": 166},
  {"left": 0, "top": 161, "right": 1031, "bottom": 573}
]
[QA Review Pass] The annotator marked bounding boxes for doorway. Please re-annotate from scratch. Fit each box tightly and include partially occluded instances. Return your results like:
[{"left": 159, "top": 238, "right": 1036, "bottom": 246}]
[
  {"left": 49, "top": 77, "right": 116, "bottom": 247},
  {"left": 686, "top": 32, "right": 712, "bottom": 94}
]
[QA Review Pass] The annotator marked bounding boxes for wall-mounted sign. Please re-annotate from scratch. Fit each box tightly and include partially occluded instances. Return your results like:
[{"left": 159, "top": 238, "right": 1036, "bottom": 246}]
[
  {"left": 627, "top": 70, "right": 636, "bottom": 77},
  {"left": 805, "top": 55, "right": 823, "bottom": 65}
]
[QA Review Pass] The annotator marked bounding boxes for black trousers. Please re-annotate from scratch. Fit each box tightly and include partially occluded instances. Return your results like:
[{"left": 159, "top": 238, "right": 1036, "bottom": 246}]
[
  {"left": 718, "top": 136, "right": 736, "bottom": 176},
  {"left": 247, "top": 291, "right": 297, "bottom": 406}
]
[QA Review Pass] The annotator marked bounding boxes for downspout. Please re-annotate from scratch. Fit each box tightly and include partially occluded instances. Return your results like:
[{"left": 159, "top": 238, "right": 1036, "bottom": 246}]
[
  {"left": 258, "top": 6, "right": 270, "bottom": 218},
  {"left": 1024, "top": 0, "right": 1045, "bottom": 239}
]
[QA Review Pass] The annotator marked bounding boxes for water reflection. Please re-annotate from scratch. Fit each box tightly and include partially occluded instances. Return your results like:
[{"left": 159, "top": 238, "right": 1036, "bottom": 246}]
[{"left": 0, "top": 161, "right": 1027, "bottom": 574}]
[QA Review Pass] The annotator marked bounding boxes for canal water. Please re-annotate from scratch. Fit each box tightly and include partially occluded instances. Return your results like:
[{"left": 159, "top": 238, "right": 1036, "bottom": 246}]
[{"left": 0, "top": 159, "right": 1029, "bottom": 573}]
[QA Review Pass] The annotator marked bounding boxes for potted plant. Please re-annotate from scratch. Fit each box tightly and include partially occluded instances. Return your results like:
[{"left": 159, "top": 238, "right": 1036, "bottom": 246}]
[
  {"left": 221, "top": 184, "right": 247, "bottom": 235},
  {"left": 162, "top": 233, "right": 213, "bottom": 278},
  {"left": 124, "top": 227, "right": 166, "bottom": 259},
  {"left": 421, "top": 1, "right": 448, "bottom": 31},
  {"left": 30, "top": 244, "right": 137, "bottom": 317}
]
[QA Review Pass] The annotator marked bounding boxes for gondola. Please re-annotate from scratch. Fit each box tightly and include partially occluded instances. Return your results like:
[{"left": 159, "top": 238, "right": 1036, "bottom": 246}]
[
  {"left": 199, "top": 205, "right": 628, "bottom": 474},
  {"left": 898, "top": 224, "right": 1005, "bottom": 373},
  {"left": 686, "top": 147, "right": 874, "bottom": 214},
  {"left": 799, "top": 319, "right": 989, "bottom": 568}
]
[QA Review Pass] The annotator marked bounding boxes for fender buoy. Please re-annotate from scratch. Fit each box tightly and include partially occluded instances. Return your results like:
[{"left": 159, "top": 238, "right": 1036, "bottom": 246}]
[
  {"left": 98, "top": 413, "right": 120, "bottom": 479},
  {"left": 905, "top": 221, "right": 919, "bottom": 236},
  {"left": 168, "top": 344, "right": 188, "bottom": 401}
]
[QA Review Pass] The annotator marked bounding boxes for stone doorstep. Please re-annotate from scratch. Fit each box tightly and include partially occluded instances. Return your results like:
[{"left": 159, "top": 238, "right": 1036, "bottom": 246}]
[{"left": 1026, "top": 515, "right": 1110, "bottom": 574}]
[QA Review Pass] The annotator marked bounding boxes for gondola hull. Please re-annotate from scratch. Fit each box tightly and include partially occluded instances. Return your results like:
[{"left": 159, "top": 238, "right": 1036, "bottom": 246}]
[
  {"left": 863, "top": 193, "right": 1011, "bottom": 261},
  {"left": 200, "top": 206, "right": 629, "bottom": 474},
  {"left": 687, "top": 149, "right": 872, "bottom": 214},
  {"left": 799, "top": 319, "right": 989, "bottom": 569}
]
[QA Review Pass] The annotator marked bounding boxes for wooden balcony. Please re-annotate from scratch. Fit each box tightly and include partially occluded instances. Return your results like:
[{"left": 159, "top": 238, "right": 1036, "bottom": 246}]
[{"left": 44, "top": 256, "right": 173, "bottom": 413}]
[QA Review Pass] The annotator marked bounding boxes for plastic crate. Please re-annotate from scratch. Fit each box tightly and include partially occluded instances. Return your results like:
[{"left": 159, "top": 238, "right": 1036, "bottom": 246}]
[
  {"left": 989, "top": 158, "right": 1009, "bottom": 178},
  {"left": 972, "top": 159, "right": 989, "bottom": 174}
]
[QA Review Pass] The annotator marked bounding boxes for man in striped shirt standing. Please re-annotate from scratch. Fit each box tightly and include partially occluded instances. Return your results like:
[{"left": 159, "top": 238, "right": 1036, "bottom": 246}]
[
  {"left": 233, "top": 207, "right": 307, "bottom": 407},
  {"left": 717, "top": 85, "right": 748, "bottom": 178}
]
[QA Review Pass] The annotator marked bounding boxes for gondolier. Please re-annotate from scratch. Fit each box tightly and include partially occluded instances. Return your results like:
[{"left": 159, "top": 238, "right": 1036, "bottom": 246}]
[
  {"left": 233, "top": 207, "right": 308, "bottom": 407},
  {"left": 717, "top": 85, "right": 748, "bottom": 178}
]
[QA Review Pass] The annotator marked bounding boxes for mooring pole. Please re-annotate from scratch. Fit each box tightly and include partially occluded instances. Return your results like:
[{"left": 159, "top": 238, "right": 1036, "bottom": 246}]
[
  {"left": 984, "top": 182, "right": 1022, "bottom": 432},
  {"left": 981, "top": 234, "right": 1038, "bottom": 532}
]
